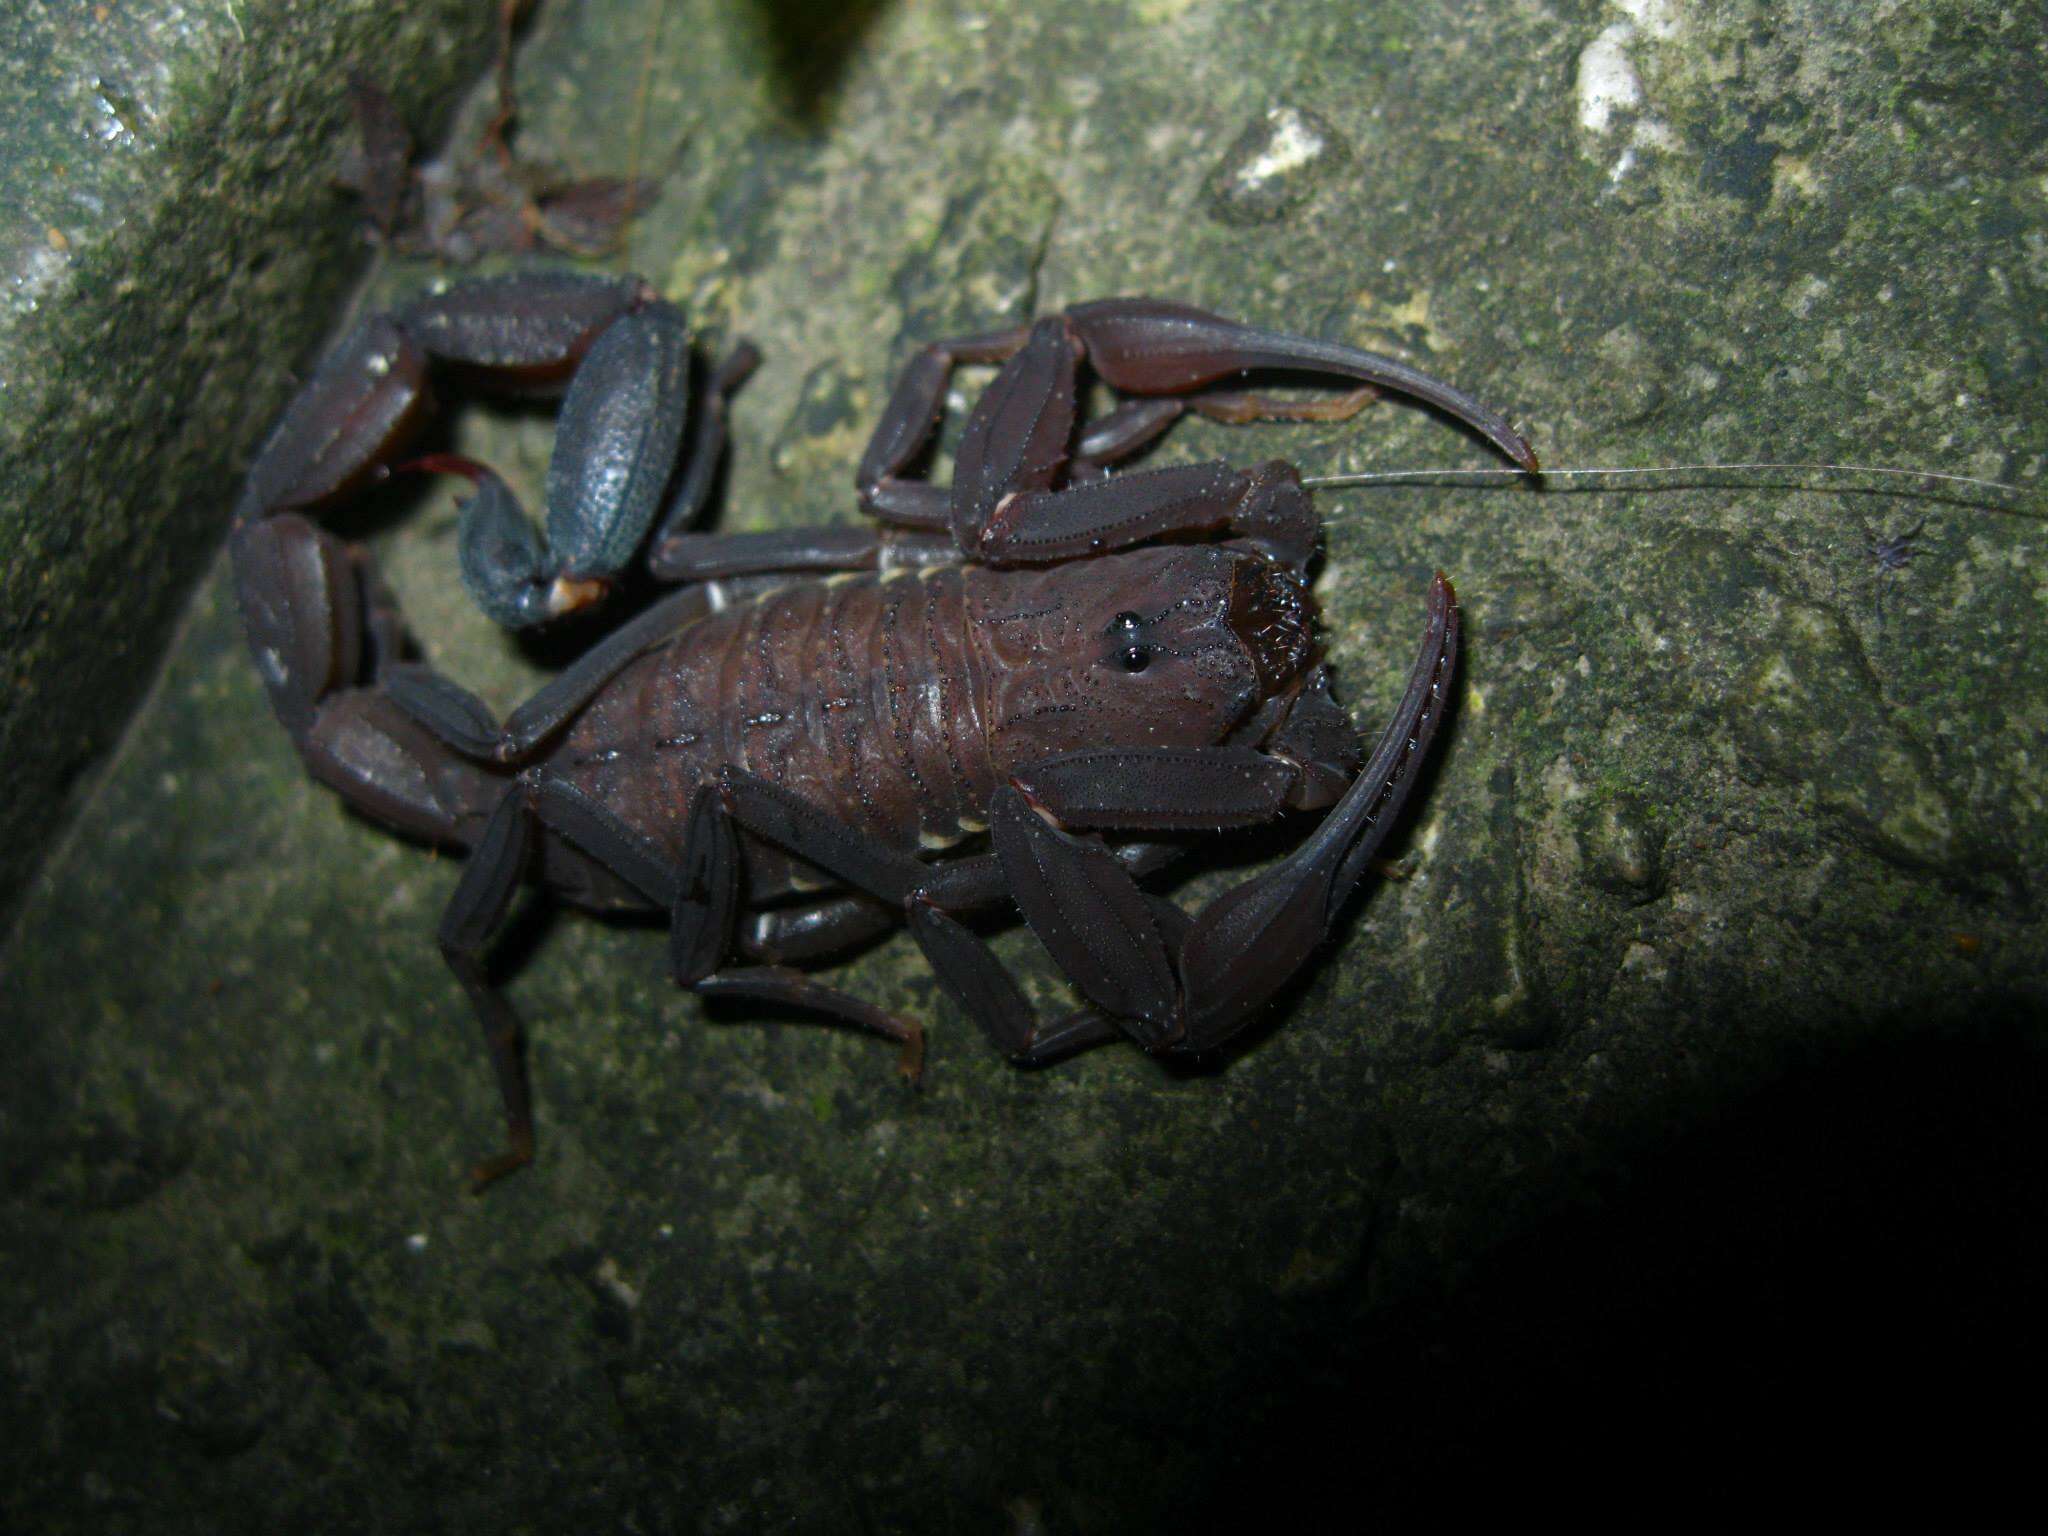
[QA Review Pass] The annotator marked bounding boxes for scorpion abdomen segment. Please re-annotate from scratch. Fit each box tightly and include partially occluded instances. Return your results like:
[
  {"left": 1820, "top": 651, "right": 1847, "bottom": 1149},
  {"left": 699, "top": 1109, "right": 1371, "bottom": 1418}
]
[
  {"left": 302, "top": 691, "right": 508, "bottom": 849},
  {"left": 548, "top": 568, "right": 998, "bottom": 898},
  {"left": 396, "top": 271, "right": 647, "bottom": 377}
]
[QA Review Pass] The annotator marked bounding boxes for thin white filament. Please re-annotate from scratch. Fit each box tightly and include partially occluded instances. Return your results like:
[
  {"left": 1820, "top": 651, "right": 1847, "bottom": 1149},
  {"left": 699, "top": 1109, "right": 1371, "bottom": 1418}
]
[{"left": 1299, "top": 461, "right": 2040, "bottom": 517}]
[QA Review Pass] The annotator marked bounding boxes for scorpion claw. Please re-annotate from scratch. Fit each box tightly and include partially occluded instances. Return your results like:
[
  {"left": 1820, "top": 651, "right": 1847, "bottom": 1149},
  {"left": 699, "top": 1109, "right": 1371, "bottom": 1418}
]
[
  {"left": 1176, "top": 574, "right": 1459, "bottom": 1049},
  {"left": 1066, "top": 297, "right": 1538, "bottom": 474}
]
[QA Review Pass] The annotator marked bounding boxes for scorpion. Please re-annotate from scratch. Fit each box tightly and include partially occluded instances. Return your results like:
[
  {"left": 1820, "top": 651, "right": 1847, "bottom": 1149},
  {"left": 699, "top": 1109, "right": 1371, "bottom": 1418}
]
[{"left": 230, "top": 274, "right": 1537, "bottom": 1187}]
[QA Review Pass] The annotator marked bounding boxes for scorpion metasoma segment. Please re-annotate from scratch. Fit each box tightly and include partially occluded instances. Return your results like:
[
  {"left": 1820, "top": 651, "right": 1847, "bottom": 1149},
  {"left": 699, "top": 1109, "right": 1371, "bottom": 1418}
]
[{"left": 231, "top": 275, "right": 1534, "bottom": 1188}]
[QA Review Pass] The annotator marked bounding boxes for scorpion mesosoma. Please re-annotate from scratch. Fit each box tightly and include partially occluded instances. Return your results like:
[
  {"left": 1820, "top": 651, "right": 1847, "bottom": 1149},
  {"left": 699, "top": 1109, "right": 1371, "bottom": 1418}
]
[{"left": 230, "top": 274, "right": 1537, "bottom": 1187}]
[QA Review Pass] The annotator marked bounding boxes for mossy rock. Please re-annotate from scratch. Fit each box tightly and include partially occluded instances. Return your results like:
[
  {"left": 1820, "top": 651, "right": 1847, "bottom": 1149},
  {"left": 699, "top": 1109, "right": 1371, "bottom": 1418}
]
[{"left": 3, "top": 1, "right": 2043, "bottom": 1529}]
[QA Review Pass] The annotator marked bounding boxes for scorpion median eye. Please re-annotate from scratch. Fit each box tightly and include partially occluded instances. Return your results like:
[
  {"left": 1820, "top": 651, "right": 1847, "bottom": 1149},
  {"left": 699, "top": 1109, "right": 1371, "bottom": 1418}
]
[
  {"left": 1111, "top": 612, "right": 1143, "bottom": 633},
  {"left": 1119, "top": 644, "right": 1152, "bottom": 673}
]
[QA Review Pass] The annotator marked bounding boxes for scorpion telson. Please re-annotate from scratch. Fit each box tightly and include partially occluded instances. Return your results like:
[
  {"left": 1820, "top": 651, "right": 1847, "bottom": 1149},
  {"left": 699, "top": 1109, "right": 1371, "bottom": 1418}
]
[{"left": 231, "top": 279, "right": 1526, "bottom": 1189}]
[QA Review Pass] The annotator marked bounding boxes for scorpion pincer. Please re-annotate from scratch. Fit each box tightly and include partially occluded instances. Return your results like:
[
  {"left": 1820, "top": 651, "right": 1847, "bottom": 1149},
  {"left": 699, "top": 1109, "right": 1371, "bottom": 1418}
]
[{"left": 230, "top": 275, "right": 1537, "bottom": 1187}]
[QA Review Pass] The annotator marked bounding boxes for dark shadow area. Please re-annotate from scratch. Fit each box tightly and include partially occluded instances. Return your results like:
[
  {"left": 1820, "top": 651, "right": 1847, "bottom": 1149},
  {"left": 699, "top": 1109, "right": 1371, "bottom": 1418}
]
[
  {"left": 1176, "top": 1011, "right": 2048, "bottom": 1521},
  {"left": 741, "top": 0, "right": 898, "bottom": 128}
]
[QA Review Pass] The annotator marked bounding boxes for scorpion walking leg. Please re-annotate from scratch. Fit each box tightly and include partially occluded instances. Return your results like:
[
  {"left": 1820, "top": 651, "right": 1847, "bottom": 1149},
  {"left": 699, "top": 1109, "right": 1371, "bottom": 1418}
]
[
  {"left": 856, "top": 321, "right": 1036, "bottom": 527},
  {"left": 436, "top": 790, "right": 542, "bottom": 1190},
  {"left": 705, "top": 768, "right": 1140, "bottom": 1063},
  {"left": 741, "top": 896, "right": 898, "bottom": 965},
  {"left": 537, "top": 778, "right": 930, "bottom": 1081},
  {"left": 438, "top": 770, "right": 940, "bottom": 1191},
  {"left": 383, "top": 582, "right": 718, "bottom": 763},
  {"left": 909, "top": 759, "right": 1300, "bottom": 1057}
]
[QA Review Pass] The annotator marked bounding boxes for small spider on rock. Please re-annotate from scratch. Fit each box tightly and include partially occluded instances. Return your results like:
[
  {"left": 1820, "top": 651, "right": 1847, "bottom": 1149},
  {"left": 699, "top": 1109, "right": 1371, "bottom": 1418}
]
[{"left": 1864, "top": 516, "right": 1928, "bottom": 625}]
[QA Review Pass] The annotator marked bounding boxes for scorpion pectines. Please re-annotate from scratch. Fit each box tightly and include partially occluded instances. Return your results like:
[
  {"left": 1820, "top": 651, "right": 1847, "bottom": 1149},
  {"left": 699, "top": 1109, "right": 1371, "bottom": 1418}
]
[{"left": 238, "top": 280, "right": 1511, "bottom": 1186}]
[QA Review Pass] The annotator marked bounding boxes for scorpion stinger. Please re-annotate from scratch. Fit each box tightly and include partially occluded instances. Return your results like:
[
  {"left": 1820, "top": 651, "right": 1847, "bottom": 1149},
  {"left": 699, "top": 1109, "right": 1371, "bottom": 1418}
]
[{"left": 235, "top": 271, "right": 750, "bottom": 633}]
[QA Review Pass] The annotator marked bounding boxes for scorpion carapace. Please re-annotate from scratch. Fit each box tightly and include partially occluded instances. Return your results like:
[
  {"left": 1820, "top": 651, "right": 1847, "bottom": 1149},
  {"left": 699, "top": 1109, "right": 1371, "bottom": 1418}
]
[
  {"left": 968, "top": 545, "right": 1321, "bottom": 775},
  {"left": 230, "top": 275, "right": 1528, "bottom": 1188}
]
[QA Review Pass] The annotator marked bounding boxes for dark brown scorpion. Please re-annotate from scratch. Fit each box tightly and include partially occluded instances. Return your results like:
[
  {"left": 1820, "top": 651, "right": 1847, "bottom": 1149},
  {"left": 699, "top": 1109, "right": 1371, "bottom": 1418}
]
[{"left": 230, "top": 275, "right": 1537, "bottom": 1187}]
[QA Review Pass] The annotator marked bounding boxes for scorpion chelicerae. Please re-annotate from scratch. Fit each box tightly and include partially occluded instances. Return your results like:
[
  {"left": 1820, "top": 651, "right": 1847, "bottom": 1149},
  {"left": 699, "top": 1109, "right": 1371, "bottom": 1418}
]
[{"left": 230, "top": 275, "right": 1537, "bottom": 1186}]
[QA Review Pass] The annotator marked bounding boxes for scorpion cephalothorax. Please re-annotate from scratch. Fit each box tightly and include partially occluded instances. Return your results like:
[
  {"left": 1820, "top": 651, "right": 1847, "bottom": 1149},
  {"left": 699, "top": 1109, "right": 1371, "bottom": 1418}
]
[{"left": 231, "top": 277, "right": 1533, "bottom": 1187}]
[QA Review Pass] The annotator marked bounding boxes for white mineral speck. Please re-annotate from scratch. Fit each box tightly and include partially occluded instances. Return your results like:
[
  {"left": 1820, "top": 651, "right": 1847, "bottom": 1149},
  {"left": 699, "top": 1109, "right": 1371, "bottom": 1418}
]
[
  {"left": 1577, "top": 23, "right": 1644, "bottom": 135},
  {"left": 1617, "top": 0, "right": 1681, "bottom": 40},
  {"left": 1231, "top": 107, "right": 1331, "bottom": 191}
]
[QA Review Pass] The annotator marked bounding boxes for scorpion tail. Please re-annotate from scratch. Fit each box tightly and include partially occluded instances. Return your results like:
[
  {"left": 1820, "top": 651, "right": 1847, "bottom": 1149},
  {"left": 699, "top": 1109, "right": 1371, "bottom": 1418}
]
[{"left": 233, "top": 514, "right": 508, "bottom": 849}]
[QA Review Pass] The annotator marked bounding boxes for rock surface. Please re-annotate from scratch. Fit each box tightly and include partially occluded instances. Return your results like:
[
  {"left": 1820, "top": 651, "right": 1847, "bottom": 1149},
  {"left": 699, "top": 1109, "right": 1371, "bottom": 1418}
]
[
  {"left": 4, "top": 0, "right": 2044, "bottom": 1529},
  {"left": 0, "top": 0, "right": 497, "bottom": 924}
]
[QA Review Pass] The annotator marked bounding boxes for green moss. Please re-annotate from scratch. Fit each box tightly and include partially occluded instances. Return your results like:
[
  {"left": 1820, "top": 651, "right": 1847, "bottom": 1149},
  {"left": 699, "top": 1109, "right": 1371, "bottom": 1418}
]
[{"left": 0, "top": 0, "right": 499, "bottom": 926}]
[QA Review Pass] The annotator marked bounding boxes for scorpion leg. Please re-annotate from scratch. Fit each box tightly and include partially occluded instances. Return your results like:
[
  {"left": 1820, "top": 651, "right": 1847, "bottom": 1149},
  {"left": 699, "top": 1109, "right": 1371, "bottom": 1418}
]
[
  {"left": 916, "top": 771, "right": 1288, "bottom": 1055},
  {"left": 902, "top": 849, "right": 1194, "bottom": 1062},
  {"left": 704, "top": 769, "right": 1144, "bottom": 1061},
  {"left": 906, "top": 903, "right": 1133, "bottom": 1063},
  {"left": 545, "top": 777, "right": 929, "bottom": 1080},
  {"left": 739, "top": 851, "right": 1162, "bottom": 965},
  {"left": 234, "top": 515, "right": 533, "bottom": 1185},
  {"left": 383, "top": 581, "right": 719, "bottom": 763},
  {"left": 430, "top": 768, "right": 689, "bottom": 1192},
  {"left": 438, "top": 771, "right": 935, "bottom": 1190},
  {"left": 436, "top": 789, "right": 542, "bottom": 1190},
  {"left": 700, "top": 770, "right": 1199, "bottom": 1063},
  {"left": 856, "top": 320, "right": 1036, "bottom": 527},
  {"left": 741, "top": 895, "right": 898, "bottom": 965}
]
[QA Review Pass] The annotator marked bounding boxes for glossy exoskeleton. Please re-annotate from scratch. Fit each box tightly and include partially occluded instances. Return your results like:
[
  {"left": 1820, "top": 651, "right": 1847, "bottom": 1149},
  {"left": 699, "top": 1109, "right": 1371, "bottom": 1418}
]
[{"left": 230, "top": 274, "right": 1535, "bottom": 1187}]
